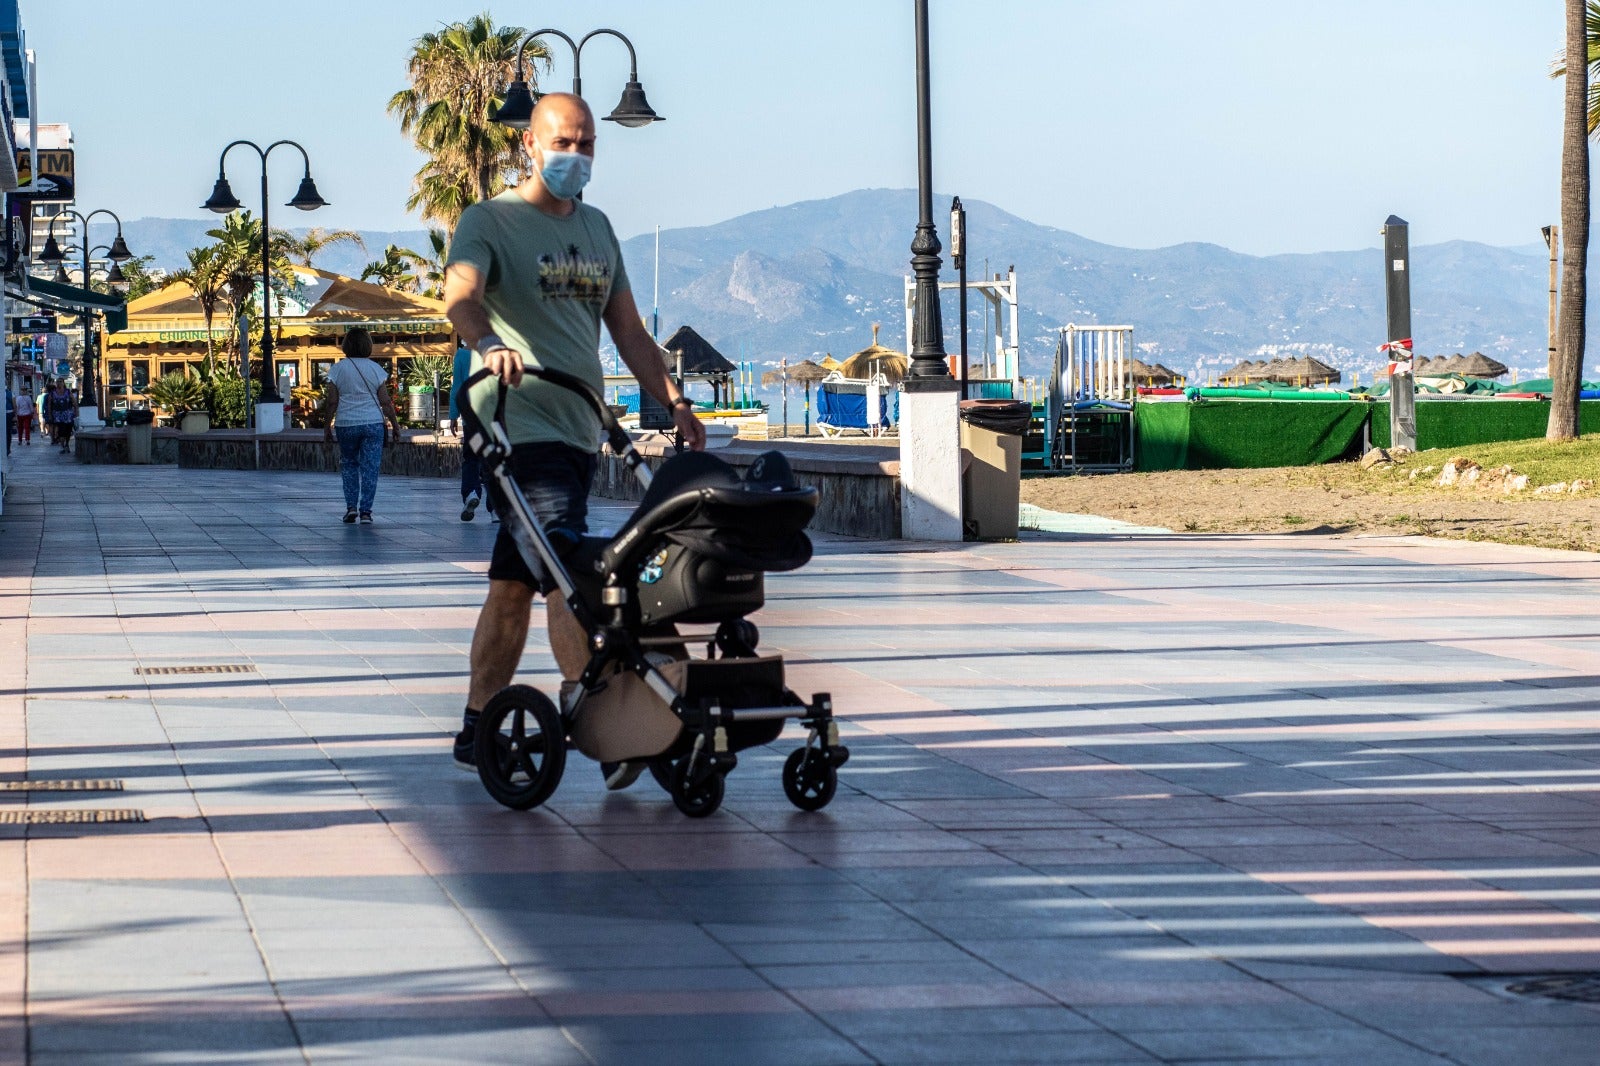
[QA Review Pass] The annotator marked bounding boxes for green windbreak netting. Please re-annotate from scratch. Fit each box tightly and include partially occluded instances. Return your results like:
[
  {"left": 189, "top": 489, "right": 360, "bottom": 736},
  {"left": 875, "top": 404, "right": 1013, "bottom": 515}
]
[
  {"left": 1369, "top": 399, "right": 1600, "bottom": 450},
  {"left": 1135, "top": 401, "right": 1370, "bottom": 471}
]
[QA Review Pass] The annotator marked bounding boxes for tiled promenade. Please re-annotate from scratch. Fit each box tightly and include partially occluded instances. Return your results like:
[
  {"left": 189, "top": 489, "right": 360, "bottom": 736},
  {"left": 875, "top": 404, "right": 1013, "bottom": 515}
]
[{"left": 2, "top": 441, "right": 1599, "bottom": 1064}]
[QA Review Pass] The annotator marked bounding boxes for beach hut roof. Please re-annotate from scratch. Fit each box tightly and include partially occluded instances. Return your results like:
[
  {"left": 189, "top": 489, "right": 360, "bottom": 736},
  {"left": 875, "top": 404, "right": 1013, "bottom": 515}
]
[{"left": 660, "top": 325, "right": 736, "bottom": 375}]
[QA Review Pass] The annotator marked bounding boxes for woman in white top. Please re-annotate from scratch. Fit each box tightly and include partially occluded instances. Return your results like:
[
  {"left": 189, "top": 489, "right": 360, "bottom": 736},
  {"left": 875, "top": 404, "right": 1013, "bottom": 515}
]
[{"left": 320, "top": 328, "right": 399, "bottom": 523}]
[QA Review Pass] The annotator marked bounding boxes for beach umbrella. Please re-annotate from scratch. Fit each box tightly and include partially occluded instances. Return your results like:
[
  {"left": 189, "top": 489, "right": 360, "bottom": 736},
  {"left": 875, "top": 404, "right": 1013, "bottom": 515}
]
[
  {"left": 1128, "top": 358, "right": 1178, "bottom": 386},
  {"left": 777, "top": 359, "right": 829, "bottom": 435},
  {"left": 1459, "top": 351, "right": 1509, "bottom": 378},
  {"left": 840, "top": 324, "right": 909, "bottom": 383},
  {"left": 818, "top": 354, "right": 842, "bottom": 371}
]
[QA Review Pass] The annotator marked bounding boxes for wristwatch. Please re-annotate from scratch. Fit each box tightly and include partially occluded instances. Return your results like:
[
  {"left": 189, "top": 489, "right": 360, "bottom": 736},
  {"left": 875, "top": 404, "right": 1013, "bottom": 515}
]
[
  {"left": 671, "top": 396, "right": 694, "bottom": 411},
  {"left": 473, "top": 333, "right": 510, "bottom": 356}
]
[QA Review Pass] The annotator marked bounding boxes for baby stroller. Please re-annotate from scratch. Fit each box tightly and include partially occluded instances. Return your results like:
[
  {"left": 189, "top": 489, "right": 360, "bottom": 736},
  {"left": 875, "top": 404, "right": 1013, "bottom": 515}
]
[{"left": 457, "top": 364, "right": 848, "bottom": 817}]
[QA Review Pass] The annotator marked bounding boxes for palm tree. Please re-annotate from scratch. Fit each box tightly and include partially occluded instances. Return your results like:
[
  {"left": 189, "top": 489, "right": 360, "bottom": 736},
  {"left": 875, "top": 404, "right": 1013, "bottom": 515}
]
[
  {"left": 387, "top": 13, "right": 541, "bottom": 227},
  {"left": 1551, "top": 1, "right": 1600, "bottom": 134},
  {"left": 207, "top": 210, "right": 298, "bottom": 358},
  {"left": 283, "top": 227, "right": 366, "bottom": 268},
  {"left": 165, "top": 245, "right": 228, "bottom": 368},
  {"left": 1552, "top": 0, "right": 1591, "bottom": 441},
  {"left": 361, "top": 244, "right": 427, "bottom": 292},
  {"left": 414, "top": 228, "right": 449, "bottom": 298}
]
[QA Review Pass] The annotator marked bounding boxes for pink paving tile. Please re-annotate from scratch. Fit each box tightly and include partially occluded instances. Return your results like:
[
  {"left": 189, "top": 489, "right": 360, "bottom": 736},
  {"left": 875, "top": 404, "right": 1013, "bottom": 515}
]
[
  {"left": 585, "top": 832, "right": 818, "bottom": 871},
  {"left": 789, "top": 980, "right": 1054, "bottom": 1013},
  {"left": 403, "top": 834, "right": 626, "bottom": 875},
  {"left": 1036, "top": 978, "right": 1302, "bottom": 1007},
  {"left": 539, "top": 988, "right": 801, "bottom": 1018},
  {"left": 27, "top": 833, "right": 228, "bottom": 881},
  {"left": 215, "top": 825, "right": 426, "bottom": 878}
]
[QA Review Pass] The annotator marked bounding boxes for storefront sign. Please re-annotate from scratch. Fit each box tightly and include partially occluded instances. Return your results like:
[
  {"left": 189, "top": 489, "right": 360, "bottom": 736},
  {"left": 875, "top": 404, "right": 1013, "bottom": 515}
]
[
  {"left": 15, "top": 148, "right": 75, "bottom": 202},
  {"left": 11, "top": 315, "right": 56, "bottom": 333}
]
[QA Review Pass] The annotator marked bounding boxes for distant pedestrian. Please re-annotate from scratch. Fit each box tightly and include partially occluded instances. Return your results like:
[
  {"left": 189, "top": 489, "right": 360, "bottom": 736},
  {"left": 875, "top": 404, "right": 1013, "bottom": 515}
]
[
  {"left": 44, "top": 381, "right": 76, "bottom": 452},
  {"left": 448, "top": 339, "right": 495, "bottom": 522},
  {"left": 14, "top": 384, "right": 35, "bottom": 445},
  {"left": 320, "top": 328, "right": 399, "bottom": 524}
]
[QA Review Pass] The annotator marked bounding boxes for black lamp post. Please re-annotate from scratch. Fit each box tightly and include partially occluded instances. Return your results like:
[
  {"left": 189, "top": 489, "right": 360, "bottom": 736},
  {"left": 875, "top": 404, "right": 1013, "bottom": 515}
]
[
  {"left": 907, "top": 0, "right": 950, "bottom": 380},
  {"left": 201, "top": 139, "right": 327, "bottom": 411},
  {"left": 493, "top": 27, "right": 664, "bottom": 128},
  {"left": 37, "top": 208, "right": 134, "bottom": 409}
]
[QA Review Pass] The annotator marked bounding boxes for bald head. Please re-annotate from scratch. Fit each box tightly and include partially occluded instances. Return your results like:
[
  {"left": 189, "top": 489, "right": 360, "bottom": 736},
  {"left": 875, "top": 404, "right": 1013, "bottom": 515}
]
[
  {"left": 526, "top": 93, "right": 595, "bottom": 154},
  {"left": 520, "top": 93, "right": 597, "bottom": 204}
]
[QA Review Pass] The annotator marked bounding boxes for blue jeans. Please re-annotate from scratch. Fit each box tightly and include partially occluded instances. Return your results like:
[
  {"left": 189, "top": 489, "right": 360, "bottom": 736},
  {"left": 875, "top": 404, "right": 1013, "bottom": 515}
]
[{"left": 336, "top": 423, "right": 384, "bottom": 512}]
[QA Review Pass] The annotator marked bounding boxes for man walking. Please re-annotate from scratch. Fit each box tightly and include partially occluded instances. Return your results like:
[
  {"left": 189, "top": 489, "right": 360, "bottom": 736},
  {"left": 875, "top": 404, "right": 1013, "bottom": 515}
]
[
  {"left": 443, "top": 93, "right": 704, "bottom": 782},
  {"left": 448, "top": 338, "right": 493, "bottom": 522}
]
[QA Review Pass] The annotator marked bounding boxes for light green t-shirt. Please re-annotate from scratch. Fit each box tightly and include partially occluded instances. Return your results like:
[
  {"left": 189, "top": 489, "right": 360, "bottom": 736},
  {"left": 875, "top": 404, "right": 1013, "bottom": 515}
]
[{"left": 448, "top": 191, "right": 630, "bottom": 450}]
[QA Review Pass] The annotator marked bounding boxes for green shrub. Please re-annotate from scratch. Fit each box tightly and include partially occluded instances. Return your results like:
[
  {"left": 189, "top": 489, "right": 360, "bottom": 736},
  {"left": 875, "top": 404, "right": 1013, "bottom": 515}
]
[
  {"left": 403, "top": 353, "right": 454, "bottom": 391},
  {"left": 146, "top": 371, "right": 208, "bottom": 414},
  {"left": 207, "top": 366, "right": 250, "bottom": 428}
]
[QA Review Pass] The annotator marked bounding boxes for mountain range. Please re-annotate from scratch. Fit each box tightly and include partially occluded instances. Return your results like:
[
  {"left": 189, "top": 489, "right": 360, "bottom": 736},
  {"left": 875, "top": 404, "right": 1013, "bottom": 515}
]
[{"left": 97, "top": 189, "right": 1572, "bottom": 384}]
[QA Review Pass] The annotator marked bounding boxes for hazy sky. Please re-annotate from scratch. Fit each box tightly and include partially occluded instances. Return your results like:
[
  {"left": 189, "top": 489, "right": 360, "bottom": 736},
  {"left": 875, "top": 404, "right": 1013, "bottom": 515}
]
[{"left": 28, "top": 1, "right": 1568, "bottom": 254}]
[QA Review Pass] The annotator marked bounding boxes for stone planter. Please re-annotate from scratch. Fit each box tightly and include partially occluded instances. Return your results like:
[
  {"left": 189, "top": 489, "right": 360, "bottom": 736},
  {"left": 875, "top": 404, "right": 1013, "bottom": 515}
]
[{"left": 179, "top": 411, "right": 212, "bottom": 434}]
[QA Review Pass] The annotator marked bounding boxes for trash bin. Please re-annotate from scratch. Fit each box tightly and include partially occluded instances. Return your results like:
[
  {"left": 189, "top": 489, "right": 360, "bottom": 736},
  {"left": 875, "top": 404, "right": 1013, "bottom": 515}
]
[
  {"left": 125, "top": 408, "right": 155, "bottom": 465},
  {"left": 958, "top": 399, "right": 1030, "bottom": 541}
]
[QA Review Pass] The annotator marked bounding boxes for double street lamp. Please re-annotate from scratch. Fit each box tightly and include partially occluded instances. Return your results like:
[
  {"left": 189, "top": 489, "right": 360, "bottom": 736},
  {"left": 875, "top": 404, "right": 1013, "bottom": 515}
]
[
  {"left": 201, "top": 140, "right": 328, "bottom": 412},
  {"left": 492, "top": 27, "right": 663, "bottom": 128},
  {"left": 38, "top": 208, "right": 135, "bottom": 410}
]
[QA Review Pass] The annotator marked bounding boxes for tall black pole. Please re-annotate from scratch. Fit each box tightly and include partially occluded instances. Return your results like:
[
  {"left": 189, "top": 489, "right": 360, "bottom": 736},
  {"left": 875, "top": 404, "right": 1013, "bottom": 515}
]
[
  {"left": 907, "top": 0, "right": 949, "bottom": 379},
  {"left": 257, "top": 163, "right": 279, "bottom": 406},
  {"left": 952, "top": 196, "right": 968, "bottom": 399},
  {"left": 1382, "top": 215, "right": 1416, "bottom": 451}
]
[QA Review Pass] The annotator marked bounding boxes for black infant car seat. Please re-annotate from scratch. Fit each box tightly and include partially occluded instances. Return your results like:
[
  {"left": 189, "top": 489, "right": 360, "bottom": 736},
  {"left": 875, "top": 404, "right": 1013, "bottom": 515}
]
[{"left": 567, "top": 449, "right": 817, "bottom": 627}]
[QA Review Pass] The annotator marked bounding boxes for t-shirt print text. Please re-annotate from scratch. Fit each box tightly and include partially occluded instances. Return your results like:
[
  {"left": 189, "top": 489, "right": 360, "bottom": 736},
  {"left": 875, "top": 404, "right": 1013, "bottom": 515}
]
[{"left": 538, "top": 244, "right": 612, "bottom": 302}]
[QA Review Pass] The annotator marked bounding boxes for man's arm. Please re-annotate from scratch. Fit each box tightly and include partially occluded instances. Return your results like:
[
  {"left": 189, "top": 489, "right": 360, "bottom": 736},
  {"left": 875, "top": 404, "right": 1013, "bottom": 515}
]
[
  {"left": 444, "top": 262, "right": 523, "bottom": 387},
  {"left": 603, "top": 287, "right": 706, "bottom": 452}
]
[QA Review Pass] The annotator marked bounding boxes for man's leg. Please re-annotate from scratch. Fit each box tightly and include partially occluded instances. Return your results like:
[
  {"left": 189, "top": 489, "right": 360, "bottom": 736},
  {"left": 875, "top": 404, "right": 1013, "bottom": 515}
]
[{"left": 457, "top": 578, "right": 535, "bottom": 768}]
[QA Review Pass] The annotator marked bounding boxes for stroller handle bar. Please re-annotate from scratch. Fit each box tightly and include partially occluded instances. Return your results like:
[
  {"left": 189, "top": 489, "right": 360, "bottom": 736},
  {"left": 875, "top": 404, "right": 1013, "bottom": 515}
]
[{"left": 455, "top": 363, "right": 634, "bottom": 460}]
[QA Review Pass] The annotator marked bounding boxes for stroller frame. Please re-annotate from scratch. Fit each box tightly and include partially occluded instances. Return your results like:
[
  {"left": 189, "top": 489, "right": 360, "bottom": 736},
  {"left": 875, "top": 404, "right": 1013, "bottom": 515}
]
[{"left": 458, "top": 364, "right": 849, "bottom": 817}]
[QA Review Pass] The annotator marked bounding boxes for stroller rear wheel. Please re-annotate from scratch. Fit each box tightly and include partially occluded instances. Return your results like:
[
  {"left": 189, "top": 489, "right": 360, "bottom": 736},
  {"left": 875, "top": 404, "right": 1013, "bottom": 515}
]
[
  {"left": 669, "top": 759, "right": 725, "bottom": 818},
  {"left": 782, "top": 748, "right": 838, "bottom": 811},
  {"left": 476, "top": 685, "right": 566, "bottom": 810}
]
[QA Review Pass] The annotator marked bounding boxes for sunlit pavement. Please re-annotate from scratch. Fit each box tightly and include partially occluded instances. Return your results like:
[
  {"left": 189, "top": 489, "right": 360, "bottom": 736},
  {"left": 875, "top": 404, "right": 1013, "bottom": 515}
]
[{"left": 2, "top": 444, "right": 1599, "bottom": 1065}]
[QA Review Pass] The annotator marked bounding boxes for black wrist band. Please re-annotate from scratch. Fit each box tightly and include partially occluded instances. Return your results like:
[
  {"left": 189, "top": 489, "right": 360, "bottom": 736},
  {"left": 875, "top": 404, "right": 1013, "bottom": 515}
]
[{"left": 671, "top": 396, "right": 694, "bottom": 410}]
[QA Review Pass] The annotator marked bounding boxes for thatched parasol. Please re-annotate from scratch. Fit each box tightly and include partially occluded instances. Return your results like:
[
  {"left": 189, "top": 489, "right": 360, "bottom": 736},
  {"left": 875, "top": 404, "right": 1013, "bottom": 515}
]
[
  {"left": 1459, "top": 351, "right": 1509, "bottom": 378},
  {"left": 839, "top": 324, "right": 908, "bottom": 383},
  {"left": 818, "top": 354, "right": 842, "bottom": 371},
  {"left": 761, "top": 359, "right": 831, "bottom": 435},
  {"left": 1128, "top": 358, "right": 1178, "bottom": 386},
  {"left": 1220, "top": 359, "right": 1266, "bottom": 385}
]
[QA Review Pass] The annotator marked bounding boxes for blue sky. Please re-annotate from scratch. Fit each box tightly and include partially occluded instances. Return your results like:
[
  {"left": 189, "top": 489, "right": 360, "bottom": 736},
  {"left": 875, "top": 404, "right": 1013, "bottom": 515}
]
[{"left": 29, "top": 0, "right": 1567, "bottom": 254}]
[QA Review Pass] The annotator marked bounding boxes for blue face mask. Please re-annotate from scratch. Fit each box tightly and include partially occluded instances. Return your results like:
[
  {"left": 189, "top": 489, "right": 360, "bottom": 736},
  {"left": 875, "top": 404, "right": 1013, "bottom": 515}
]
[{"left": 538, "top": 148, "right": 592, "bottom": 200}]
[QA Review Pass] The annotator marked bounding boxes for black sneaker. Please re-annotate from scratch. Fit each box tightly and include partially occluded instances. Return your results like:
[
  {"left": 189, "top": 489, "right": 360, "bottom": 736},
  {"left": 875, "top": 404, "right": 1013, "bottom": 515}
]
[
  {"left": 342, "top": 508, "right": 358, "bottom": 524},
  {"left": 602, "top": 761, "right": 647, "bottom": 791},
  {"left": 453, "top": 723, "right": 476, "bottom": 770},
  {"left": 359, "top": 511, "right": 373, "bottom": 524},
  {"left": 461, "top": 494, "right": 481, "bottom": 522}
]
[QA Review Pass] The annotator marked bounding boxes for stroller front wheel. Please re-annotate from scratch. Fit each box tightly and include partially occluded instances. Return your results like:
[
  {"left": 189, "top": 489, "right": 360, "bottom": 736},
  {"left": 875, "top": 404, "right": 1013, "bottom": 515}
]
[
  {"left": 670, "top": 759, "right": 725, "bottom": 818},
  {"left": 476, "top": 685, "right": 567, "bottom": 810},
  {"left": 782, "top": 748, "right": 838, "bottom": 811}
]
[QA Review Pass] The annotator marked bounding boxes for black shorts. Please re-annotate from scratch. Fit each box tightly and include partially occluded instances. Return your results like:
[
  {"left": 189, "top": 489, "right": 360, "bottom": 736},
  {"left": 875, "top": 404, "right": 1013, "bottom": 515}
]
[{"left": 487, "top": 441, "right": 598, "bottom": 593}]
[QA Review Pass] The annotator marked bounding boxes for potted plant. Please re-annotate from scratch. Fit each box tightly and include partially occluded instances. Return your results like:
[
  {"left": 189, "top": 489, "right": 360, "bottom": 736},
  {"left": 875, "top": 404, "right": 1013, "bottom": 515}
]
[
  {"left": 147, "top": 370, "right": 211, "bottom": 433},
  {"left": 402, "top": 353, "right": 455, "bottom": 425}
]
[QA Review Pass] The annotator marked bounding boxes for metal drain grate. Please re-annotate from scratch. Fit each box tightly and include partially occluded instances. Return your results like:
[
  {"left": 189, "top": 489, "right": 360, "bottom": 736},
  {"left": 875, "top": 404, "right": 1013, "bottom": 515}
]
[
  {"left": 136, "top": 664, "right": 256, "bottom": 675},
  {"left": 0, "top": 809, "right": 145, "bottom": 825},
  {"left": 1506, "top": 974, "right": 1600, "bottom": 1004},
  {"left": 0, "top": 780, "right": 123, "bottom": 792}
]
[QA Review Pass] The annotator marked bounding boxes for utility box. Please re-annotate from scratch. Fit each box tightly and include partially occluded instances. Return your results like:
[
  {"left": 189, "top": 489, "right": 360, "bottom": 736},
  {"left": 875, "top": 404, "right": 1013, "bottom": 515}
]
[{"left": 959, "top": 399, "right": 1029, "bottom": 541}]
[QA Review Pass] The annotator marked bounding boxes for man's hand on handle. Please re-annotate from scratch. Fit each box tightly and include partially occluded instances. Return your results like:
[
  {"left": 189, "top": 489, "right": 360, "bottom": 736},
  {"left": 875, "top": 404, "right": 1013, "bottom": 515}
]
[
  {"left": 482, "top": 345, "right": 524, "bottom": 388},
  {"left": 672, "top": 403, "right": 706, "bottom": 452}
]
